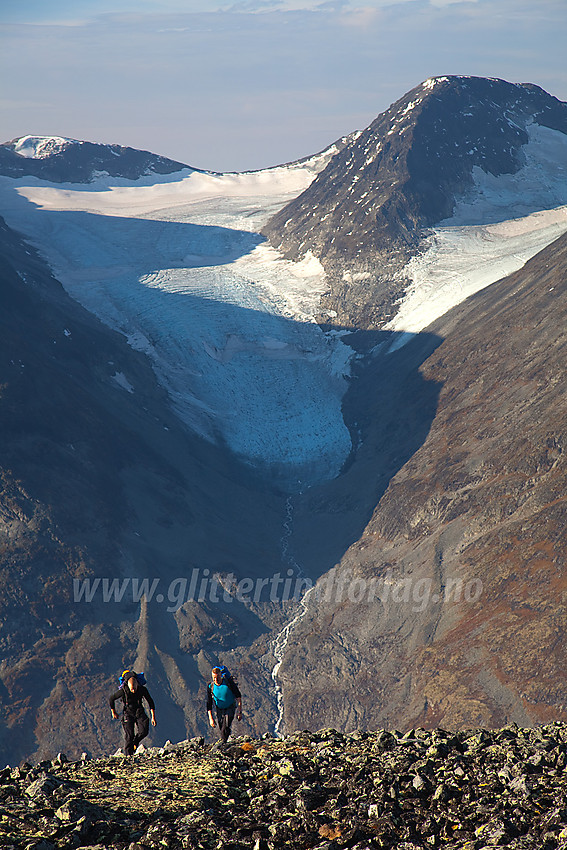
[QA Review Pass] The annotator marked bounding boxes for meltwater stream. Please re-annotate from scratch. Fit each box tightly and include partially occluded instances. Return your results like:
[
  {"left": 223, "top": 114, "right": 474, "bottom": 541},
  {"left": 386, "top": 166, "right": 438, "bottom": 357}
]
[{"left": 270, "top": 496, "right": 315, "bottom": 736}]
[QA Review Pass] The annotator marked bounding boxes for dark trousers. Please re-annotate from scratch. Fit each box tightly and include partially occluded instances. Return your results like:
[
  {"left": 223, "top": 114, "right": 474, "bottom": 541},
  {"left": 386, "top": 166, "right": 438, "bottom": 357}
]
[
  {"left": 215, "top": 704, "right": 236, "bottom": 743},
  {"left": 122, "top": 711, "right": 149, "bottom": 755}
]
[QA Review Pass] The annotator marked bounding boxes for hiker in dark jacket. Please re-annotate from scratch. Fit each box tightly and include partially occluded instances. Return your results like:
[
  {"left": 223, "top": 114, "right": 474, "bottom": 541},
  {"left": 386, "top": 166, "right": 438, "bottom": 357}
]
[
  {"left": 207, "top": 667, "right": 242, "bottom": 743},
  {"left": 109, "top": 672, "right": 157, "bottom": 755}
]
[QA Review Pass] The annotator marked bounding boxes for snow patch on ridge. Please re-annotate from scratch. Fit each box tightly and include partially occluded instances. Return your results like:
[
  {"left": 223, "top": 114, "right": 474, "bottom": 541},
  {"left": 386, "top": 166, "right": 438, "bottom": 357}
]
[
  {"left": 111, "top": 372, "right": 134, "bottom": 393},
  {"left": 11, "top": 136, "right": 80, "bottom": 159},
  {"left": 422, "top": 77, "right": 449, "bottom": 91}
]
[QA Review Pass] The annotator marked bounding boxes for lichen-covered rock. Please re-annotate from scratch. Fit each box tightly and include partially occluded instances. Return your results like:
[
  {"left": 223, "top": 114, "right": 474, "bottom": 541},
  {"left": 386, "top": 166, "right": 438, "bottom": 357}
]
[{"left": 24, "top": 773, "right": 60, "bottom": 800}]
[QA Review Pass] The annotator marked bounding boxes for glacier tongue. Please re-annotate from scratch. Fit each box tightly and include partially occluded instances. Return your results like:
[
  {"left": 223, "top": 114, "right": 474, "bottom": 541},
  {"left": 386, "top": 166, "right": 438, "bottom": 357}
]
[{"left": 0, "top": 166, "right": 354, "bottom": 491}]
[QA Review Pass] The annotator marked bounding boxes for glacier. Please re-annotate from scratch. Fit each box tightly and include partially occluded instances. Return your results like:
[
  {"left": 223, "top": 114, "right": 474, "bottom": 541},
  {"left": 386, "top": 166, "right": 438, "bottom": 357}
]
[
  {"left": 387, "top": 125, "right": 567, "bottom": 336},
  {"left": 0, "top": 156, "right": 354, "bottom": 491}
]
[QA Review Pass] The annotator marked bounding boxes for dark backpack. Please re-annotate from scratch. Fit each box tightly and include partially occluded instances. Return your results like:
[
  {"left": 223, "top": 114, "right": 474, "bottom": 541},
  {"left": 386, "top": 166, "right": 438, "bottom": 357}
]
[
  {"left": 216, "top": 665, "right": 238, "bottom": 686},
  {"left": 209, "top": 665, "right": 238, "bottom": 695}
]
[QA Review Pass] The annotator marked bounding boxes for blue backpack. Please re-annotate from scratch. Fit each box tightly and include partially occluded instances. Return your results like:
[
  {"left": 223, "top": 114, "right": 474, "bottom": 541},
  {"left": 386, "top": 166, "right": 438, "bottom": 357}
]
[
  {"left": 119, "top": 669, "right": 146, "bottom": 688},
  {"left": 216, "top": 665, "right": 233, "bottom": 684}
]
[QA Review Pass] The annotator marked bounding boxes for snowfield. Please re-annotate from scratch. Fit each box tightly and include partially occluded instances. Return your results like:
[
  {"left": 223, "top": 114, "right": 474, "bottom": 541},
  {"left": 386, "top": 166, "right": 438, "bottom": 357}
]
[
  {"left": 1, "top": 123, "right": 566, "bottom": 485},
  {"left": 10, "top": 135, "right": 81, "bottom": 159},
  {"left": 387, "top": 125, "right": 567, "bottom": 337}
]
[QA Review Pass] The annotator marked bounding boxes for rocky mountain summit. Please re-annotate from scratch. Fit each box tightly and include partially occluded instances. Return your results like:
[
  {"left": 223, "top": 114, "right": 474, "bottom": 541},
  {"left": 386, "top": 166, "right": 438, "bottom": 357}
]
[
  {"left": 263, "top": 75, "right": 567, "bottom": 327},
  {"left": 0, "top": 136, "right": 191, "bottom": 183},
  {"left": 3, "top": 723, "right": 567, "bottom": 849}
]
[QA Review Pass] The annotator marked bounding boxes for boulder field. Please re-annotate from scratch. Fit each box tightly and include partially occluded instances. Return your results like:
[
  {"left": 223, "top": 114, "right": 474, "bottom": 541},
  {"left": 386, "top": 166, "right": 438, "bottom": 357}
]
[{"left": 3, "top": 723, "right": 567, "bottom": 849}]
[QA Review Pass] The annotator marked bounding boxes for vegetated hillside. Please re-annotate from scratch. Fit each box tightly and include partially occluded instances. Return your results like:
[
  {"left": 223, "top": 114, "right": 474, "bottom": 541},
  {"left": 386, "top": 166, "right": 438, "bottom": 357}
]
[
  {"left": 263, "top": 75, "right": 567, "bottom": 328},
  {"left": 0, "top": 216, "right": 288, "bottom": 765},
  {"left": 277, "top": 230, "right": 567, "bottom": 735},
  {"left": 3, "top": 724, "right": 567, "bottom": 849}
]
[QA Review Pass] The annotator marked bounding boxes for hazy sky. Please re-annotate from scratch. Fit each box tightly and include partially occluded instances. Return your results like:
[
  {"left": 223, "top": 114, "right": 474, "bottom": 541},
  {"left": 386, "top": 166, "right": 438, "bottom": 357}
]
[{"left": 1, "top": 0, "right": 566, "bottom": 172}]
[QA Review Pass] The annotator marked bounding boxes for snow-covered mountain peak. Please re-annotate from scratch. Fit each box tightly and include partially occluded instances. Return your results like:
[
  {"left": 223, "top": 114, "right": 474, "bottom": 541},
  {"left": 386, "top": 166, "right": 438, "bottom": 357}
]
[
  {"left": 10, "top": 135, "right": 82, "bottom": 159},
  {"left": 262, "top": 75, "right": 567, "bottom": 332}
]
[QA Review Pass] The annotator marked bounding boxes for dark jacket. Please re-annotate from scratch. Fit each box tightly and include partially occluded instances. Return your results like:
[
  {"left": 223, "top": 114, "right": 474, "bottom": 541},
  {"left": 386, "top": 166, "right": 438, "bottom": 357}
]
[
  {"left": 206, "top": 677, "right": 241, "bottom": 712},
  {"left": 109, "top": 685, "right": 155, "bottom": 716}
]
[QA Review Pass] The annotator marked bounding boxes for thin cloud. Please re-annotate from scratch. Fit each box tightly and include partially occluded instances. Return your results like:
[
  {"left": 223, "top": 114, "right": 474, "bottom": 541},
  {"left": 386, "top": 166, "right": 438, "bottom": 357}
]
[
  {"left": 1, "top": 0, "right": 564, "bottom": 171},
  {"left": 339, "top": 6, "right": 383, "bottom": 26}
]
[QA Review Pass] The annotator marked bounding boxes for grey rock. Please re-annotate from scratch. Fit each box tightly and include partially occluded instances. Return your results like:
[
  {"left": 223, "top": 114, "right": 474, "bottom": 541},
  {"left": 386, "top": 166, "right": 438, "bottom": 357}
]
[
  {"left": 509, "top": 775, "right": 531, "bottom": 797},
  {"left": 412, "top": 773, "right": 428, "bottom": 792},
  {"left": 24, "top": 774, "right": 59, "bottom": 799},
  {"left": 24, "top": 842, "right": 56, "bottom": 850},
  {"left": 55, "top": 798, "right": 95, "bottom": 822}
]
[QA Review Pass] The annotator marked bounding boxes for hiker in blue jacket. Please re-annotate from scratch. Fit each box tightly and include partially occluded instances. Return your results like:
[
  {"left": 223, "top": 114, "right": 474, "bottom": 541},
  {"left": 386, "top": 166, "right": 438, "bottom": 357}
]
[
  {"left": 207, "top": 666, "right": 242, "bottom": 743},
  {"left": 109, "top": 671, "right": 157, "bottom": 755}
]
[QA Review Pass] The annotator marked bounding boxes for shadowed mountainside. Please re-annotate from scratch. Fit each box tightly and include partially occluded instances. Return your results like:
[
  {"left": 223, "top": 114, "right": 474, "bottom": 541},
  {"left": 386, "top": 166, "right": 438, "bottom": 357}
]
[
  {"left": 0, "top": 215, "right": 287, "bottom": 763},
  {"left": 277, "top": 229, "right": 567, "bottom": 735}
]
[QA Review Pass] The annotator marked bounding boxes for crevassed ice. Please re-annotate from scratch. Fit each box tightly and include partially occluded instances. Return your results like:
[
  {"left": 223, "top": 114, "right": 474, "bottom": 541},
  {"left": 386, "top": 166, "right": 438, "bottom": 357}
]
[{"left": 0, "top": 165, "right": 354, "bottom": 491}]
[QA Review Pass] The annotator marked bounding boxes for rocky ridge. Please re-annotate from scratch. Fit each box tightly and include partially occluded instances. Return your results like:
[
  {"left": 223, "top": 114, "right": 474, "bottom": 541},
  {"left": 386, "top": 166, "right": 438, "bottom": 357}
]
[
  {"left": 3, "top": 723, "right": 567, "bottom": 849},
  {"left": 0, "top": 136, "right": 191, "bottom": 183}
]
